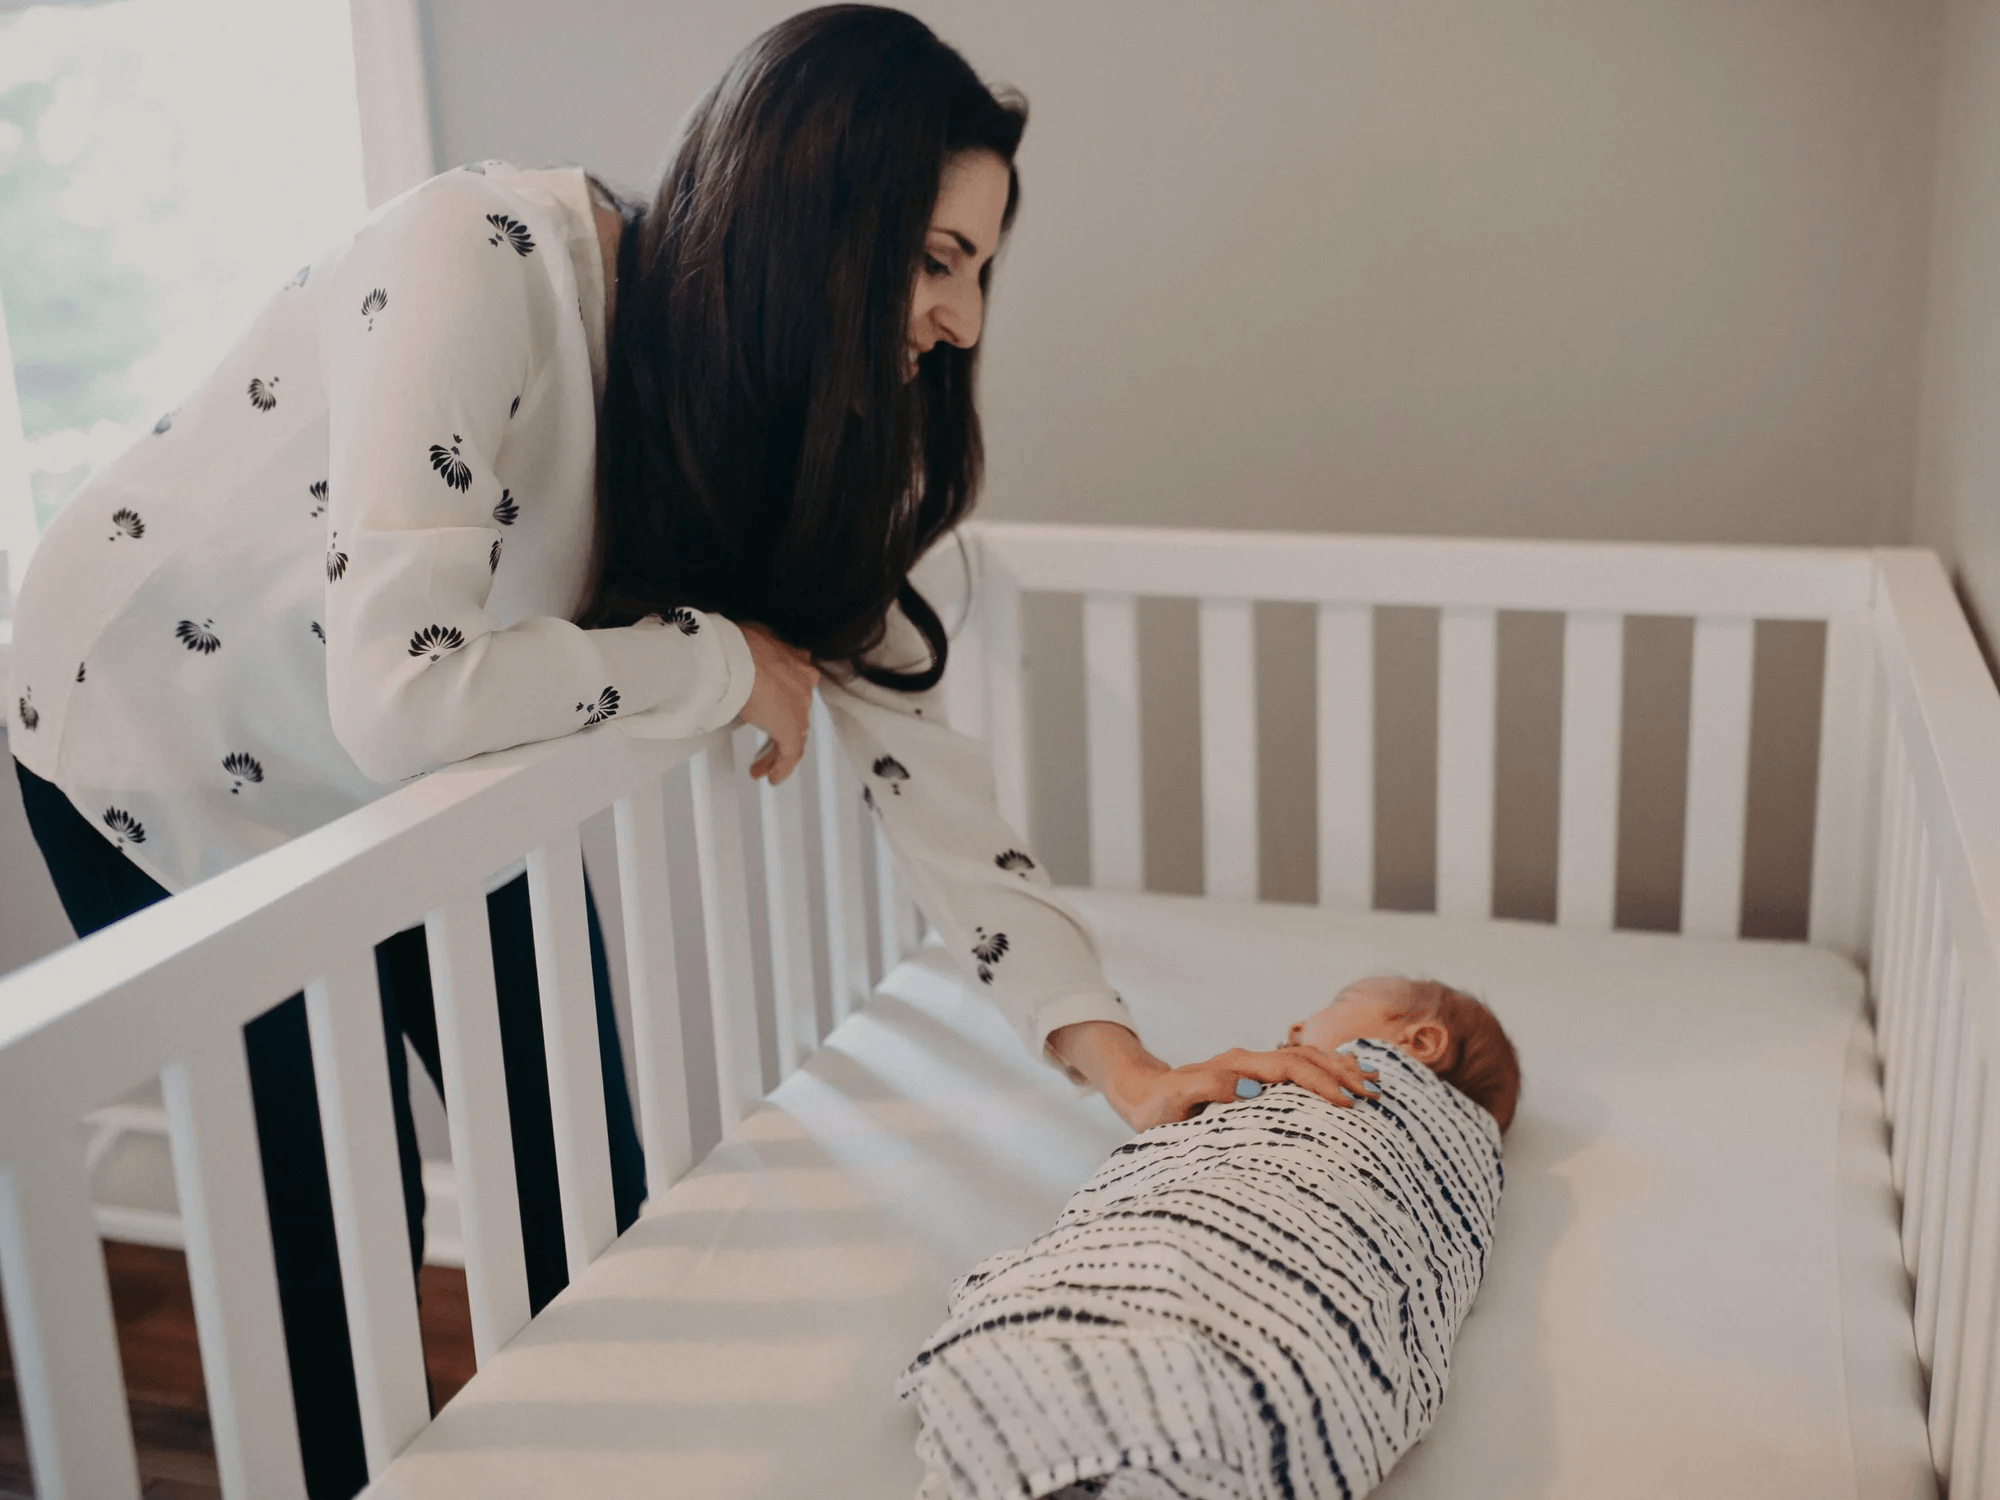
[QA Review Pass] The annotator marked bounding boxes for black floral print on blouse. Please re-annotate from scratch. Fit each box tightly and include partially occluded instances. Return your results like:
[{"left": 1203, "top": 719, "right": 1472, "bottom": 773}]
[
  {"left": 103, "top": 808, "right": 146, "bottom": 846},
  {"left": 310, "top": 621, "right": 325, "bottom": 643},
  {"left": 309, "top": 480, "right": 328, "bottom": 517},
  {"left": 175, "top": 619, "right": 221, "bottom": 654},
  {"left": 247, "top": 377, "right": 279, "bottom": 412},
  {"left": 326, "top": 533, "right": 348, "bottom": 583},
  {"left": 223, "top": 752, "right": 264, "bottom": 793},
  {"left": 74, "top": 662, "right": 85, "bottom": 683},
  {"left": 16, "top": 691, "right": 36, "bottom": 732},
  {"left": 485, "top": 214, "right": 536, "bottom": 256},
  {"left": 429, "top": 436, "right": 473, "bottom": 492},
  {"left": 576, "top": 686, "right": 620, "bottom": 726},
  {"left": 508, "top": 395, "right": 520, "bottom": 420},
  {"left": 972, "top": 927, "right": 1010, "bottom": 985},
  {"left": 995, "top": 850, "right": 1036, "bottom": 876},
  {"left": 489, "top": 538, "right": 502, "bottom": 573},
  {"left": 872, "top": 755, "right": 909, "bottom": 794},
  {"left": 108, "top": 508, "right": 143, "bottom": 541},
  {"left": 152, "top": 412, "right": 173, "bottom": 435},
  {"left": 492, "top": 490, "right": 518, "bottom": 525},
  {"left": 667, "top": 606, "right": 701, "bottom": 636},
  {"left": 361, "top": 288, "right": 387, "bottom": 331},
  {"left": 408, "top": 624, "right": 466, "bottom": 661},
  {"left": 290, "top": 264, "right": 311, "bottom": 288}
]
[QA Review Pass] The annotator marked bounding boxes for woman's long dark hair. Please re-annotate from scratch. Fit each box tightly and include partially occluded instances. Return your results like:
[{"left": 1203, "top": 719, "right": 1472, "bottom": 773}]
[{"left": 583, "top": 5, "right": 1025, "bottom": 691}]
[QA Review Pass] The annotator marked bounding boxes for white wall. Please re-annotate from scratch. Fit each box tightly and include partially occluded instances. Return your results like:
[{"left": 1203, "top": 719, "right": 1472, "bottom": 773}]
[
  {"left": 1913, "top": 0, "right": 2000, "bottom": 669},
  {"left": 425, "top": 0, "right": 1943, "bottom": 930}
]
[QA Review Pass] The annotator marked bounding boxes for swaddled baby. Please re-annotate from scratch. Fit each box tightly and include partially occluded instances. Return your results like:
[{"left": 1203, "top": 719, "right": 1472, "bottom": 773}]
[{"left": 897, "top": 977, "right": 1521, "bottom": 1500}]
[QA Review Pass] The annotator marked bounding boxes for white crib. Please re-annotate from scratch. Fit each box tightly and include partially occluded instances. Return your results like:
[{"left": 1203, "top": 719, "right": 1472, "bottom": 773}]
[{"left": 0, "top": 522, "right": 1995, "bottom": 1499}]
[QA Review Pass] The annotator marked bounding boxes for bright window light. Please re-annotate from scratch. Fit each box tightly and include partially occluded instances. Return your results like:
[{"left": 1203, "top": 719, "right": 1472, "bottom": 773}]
[{"left": 0, "top": 0, "right": 368, "bottom": 598}]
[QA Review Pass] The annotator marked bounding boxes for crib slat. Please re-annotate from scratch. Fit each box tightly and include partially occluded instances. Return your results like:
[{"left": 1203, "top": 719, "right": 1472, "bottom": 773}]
[
  {"left": 1893, "top": 842, "right": 1937, "bottom": 1163},
  {"left": 1200, "top": 597, "right": 1258, "bottom": 900},
  {"left": 814, "top": 698, "right": 873, "bottom": 1023},
  {"left": 1877, "top": 754, "right": 1917, "bottom": 1092},
  {"left": 1929, "top": 1055, "right": 1989, "bottom": 1485},
  {"left": 426, "top": 890, "right": 531, "bottom": 1365},
  {"left": 1317, "top": 602, "right": 1373, "bottom": 911},
  {"left": 1868, "top": 730, "right": 1908, "bottom": 1031},
  {"left": 613, "top": 775, "right": 694, "bottom": 1193},
  {"left": 1436, "top": 606, "right": 1497, "bottom": 919},
  {"left": 1680, "top": 616, "right": 1754, "bottom": 939},
  {"left": 690, "top": 736, "right": 766, "bottom": 1125},
  {"left": 163, "top": 1040, "right": 307, "bottom": 1499},
  {"left": 1946, "top": 1077, "right": 2000, "bottom": 1490},
  {"left": 527, "top": 826, "right": 617, "bottom": 1276},
  {"left": 1912, "top": 950, "right": 1965, "bottom": 1349},
  {"left": 1557, "top": 611, "right": 1625, "bottom": 930},
  {"left": 760, "top": 773, "right": 819, "bottom": 1076},
  {"left": 303, "top": 952, "right": 429, "bottom": 1474},
  {"left": 985, "top": 566, "right": 1030, "bottom": 837},
  {"left": 1893, "top": 862, "right": 1942, "bottom": 1199},
  {"left": 1809, "top": 611, "right": 1880, "bottom": 956},
  {"left": 0, "top": 1129, "right": 144, "bottom": 1499},
  {"left": 1884, "top": 836, "right": 1923, "bottom": 1172},
  {"left": 1083, "top": 591, "right": 1144, "bottom": 891}
]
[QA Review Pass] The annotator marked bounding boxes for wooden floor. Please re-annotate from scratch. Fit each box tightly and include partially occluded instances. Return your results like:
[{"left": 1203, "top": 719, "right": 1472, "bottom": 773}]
[{"left": 0, "top": 1240, "right": 477, "bottom": 1499}]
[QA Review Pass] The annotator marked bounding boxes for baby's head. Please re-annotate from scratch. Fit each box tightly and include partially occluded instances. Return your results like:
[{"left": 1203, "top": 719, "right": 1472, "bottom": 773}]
[{"left": 1288, "top": 976, "right": 1521, "bottom": 1133}]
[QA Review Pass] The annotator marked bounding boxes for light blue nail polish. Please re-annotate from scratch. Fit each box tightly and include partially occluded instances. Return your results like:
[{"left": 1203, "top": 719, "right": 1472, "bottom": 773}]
[{"left": 1235, "top": 1078, "right": 1264, "bottom": 1100}]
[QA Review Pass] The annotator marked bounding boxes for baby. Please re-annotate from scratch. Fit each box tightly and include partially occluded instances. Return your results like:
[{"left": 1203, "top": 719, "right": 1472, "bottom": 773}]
[
  {"left": 1281, "top": 974, "right": 1520, "bottom": 1132},
  {"left": 901, "top": 976, "right": 1521, "bottom": 1500}
]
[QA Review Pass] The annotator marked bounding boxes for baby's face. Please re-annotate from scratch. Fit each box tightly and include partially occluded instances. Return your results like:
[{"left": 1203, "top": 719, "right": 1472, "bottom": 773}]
[{"left": 1288, "top": 977, "right": 1426, "bottom": 1056}]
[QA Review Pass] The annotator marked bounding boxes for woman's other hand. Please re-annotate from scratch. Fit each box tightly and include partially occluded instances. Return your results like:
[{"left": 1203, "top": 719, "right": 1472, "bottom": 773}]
[
  {"left": 737, "top": 622, "right": 819, "bottom": 783},
  {"left": 1048, "top": 1021, "right": 1380, "bottom": 1134},
  {"left": 1129, "top": 1045, "right": 1380, "bottom": 1131}
]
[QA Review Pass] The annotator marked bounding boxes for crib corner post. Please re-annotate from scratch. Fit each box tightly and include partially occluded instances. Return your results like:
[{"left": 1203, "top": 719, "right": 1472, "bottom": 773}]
[{"left": 1808, "top": 608, "right": 1882, "bottom": 962}]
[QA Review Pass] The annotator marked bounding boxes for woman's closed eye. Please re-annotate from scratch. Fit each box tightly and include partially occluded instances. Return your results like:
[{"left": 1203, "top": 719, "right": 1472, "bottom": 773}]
[{"left": 923, "top": 252, "right": 950, "bottom": 278}]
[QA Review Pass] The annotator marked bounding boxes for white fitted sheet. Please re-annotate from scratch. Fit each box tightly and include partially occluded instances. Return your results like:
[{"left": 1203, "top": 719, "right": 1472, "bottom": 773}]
[{"left": 366, "top": 891, "right": 1934, "bottom": 1500}]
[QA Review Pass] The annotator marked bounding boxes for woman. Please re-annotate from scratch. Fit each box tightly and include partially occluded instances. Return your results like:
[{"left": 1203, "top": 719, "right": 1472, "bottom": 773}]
[{"left": 6, "top": 7, "right": 1377, "bottom": 1495}]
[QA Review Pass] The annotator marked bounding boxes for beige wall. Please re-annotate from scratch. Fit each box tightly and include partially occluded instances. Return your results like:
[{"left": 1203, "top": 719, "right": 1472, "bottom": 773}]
[
  {"left": 426, "top": 0, "right": 1944, "bottom": 931},
  {"left": 1913, "top": 0, "right": 2000, "bottom": 669}
]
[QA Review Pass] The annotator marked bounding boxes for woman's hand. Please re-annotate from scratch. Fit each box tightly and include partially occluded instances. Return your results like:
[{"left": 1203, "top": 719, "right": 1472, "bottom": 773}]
[
  {"left": 1047, "top": 1020, "right": 1380, "bottom": 1134},
  {"left": 1123, "top": 1046, "right": 1380, "bottom": 1132},
  {"left": 736, "top": 622, "right": 819, "bottom": 784}
]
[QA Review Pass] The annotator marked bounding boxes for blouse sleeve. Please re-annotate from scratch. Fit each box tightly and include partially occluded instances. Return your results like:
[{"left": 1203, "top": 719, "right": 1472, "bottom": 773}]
[
  {"left": 319, "top": 173, "right": 752, "bottom": 785},
  {"left": 815, "top": 550, "right": 1136, "bottom": 1080}
]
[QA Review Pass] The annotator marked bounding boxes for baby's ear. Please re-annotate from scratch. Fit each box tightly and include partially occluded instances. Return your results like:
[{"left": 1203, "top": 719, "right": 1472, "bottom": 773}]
[{"left": 1401, "top": 1020, "right": 1450, "bottom": 1066}]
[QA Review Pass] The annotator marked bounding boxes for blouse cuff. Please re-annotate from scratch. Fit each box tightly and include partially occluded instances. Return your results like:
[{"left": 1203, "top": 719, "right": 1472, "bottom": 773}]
[
  {"left": 616, "top": 612, "right": 756, "bottom": 738},
  {"left": 1032, "top": 990, "right": 1138, "bottom": 1092}
]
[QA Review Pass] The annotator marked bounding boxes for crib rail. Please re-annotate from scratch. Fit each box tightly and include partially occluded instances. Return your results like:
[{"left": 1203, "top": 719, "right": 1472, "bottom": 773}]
[
  {"left": 965, "top": 522, "right": 1880, "bottom": 951},
  {"left": 1868, "top": 549, "right": 2000, "bottom": 1495},
  {"left": 960, "top": 524, "right": 1999, "bottom": 1492},
  {"left": 0, "top": 711, "right": 891, "bottom": 1498}
]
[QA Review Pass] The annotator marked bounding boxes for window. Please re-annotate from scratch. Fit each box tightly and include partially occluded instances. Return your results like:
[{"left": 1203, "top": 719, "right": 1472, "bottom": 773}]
[{"left": 0, "top": 0, "right": 376, "bottom": 611}]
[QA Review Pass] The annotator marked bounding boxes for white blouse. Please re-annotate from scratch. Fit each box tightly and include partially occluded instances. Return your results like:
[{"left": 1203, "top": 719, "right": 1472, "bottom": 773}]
[{"left": 7, "top": 162, "right": 1133, "bottom": 1066}]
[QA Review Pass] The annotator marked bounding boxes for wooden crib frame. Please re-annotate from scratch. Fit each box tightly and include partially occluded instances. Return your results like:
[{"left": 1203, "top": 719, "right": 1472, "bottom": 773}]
[{"left": 0, "top": 524, "right": 1995, "bottom": 1498}]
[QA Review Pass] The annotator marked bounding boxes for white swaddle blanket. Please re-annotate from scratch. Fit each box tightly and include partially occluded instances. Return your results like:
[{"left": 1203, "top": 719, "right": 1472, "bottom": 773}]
[{"left": 896, "top": 1040, "right": 1505, "bottom": 1500}]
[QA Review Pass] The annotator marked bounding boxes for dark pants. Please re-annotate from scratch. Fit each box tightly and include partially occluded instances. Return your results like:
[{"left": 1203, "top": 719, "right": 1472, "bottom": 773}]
[{"left": 15, "top": 760, "right": 646, "bottom": 1500}]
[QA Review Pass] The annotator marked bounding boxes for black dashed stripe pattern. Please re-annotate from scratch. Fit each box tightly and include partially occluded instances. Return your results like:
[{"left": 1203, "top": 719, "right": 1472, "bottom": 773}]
[{"left": 897, "top": 1040, "right": 1503, "bottom": 1500}]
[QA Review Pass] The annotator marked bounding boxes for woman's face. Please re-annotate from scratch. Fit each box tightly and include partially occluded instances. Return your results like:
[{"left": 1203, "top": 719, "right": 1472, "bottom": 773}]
[{"left": 907, "top": 148, "right": 1011, "bottom": 379}]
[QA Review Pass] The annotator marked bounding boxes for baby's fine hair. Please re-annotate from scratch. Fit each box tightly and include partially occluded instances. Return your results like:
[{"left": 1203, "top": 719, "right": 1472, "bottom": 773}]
[{"left": 1396, "top": 981, "right": 1521, "bottom": 1134}]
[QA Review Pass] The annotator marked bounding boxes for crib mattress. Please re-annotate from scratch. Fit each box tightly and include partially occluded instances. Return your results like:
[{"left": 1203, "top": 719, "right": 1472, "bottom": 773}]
[{"left": 365, "top": 891, "right": 1935, "bottom": 1500}]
